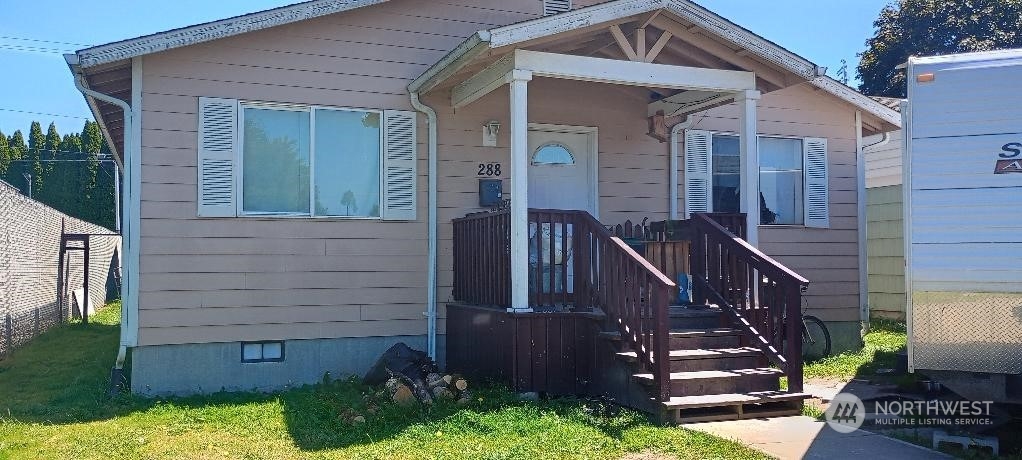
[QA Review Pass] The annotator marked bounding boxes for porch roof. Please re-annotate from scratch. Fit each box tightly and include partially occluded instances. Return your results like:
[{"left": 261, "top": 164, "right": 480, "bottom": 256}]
[{"left": 409, "top": 0, "right": 900, "bottom": 130}]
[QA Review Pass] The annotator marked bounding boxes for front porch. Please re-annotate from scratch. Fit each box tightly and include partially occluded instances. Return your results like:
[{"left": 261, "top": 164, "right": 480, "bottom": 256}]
[
  {"left": 448, "top": 209, "right": 810, "bottom": 422},
  {"left": 409, "top": 2, "right": 823, "bottom": 421}
]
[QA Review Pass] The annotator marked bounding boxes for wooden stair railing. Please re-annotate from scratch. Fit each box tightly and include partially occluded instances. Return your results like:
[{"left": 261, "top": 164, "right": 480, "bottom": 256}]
[
  {"left": 452, "top": 208, "right": 676, "bottom": 401},
  {"left": 689, "top": 213, "right": 810, "bottom": 393}
]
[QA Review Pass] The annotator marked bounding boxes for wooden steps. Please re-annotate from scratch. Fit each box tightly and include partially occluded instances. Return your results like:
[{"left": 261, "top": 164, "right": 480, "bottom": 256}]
[
  {"left": 616, "top": 346, "right": 765, "bottom": 372},
  {"left": 633, "top": 367, "right": 783, "bottom": 396},
  {"left": 660, "top": 391, "right": 809, "bottom": 423},
  {"left": 603, "top": 305, "right": 804, "bottom": 423}
]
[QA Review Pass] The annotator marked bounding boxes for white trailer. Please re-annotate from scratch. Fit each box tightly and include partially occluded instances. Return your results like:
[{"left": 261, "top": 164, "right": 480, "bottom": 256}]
[{"left": 903, "top": 49, "right": 1022, "bottom": 403}]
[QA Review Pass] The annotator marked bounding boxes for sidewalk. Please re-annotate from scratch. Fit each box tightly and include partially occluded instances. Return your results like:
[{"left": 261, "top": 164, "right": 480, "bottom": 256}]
[{"left": 689, "top": 415, "right": 951, "bottom": 460}]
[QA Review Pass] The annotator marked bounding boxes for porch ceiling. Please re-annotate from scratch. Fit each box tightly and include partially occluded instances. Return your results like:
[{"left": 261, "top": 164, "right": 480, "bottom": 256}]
[{"left": 81, "top": 60, "right": 131, "bottom": 164}]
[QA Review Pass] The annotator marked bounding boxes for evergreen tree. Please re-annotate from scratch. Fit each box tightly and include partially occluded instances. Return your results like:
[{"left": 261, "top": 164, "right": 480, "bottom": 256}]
[
  {"left": 81, "top": 121, "right": 104, "bottom": 154},
  {"left": 45, "top": 122, "right": 61, "bottom": 154},
  {"left": 27, "top": 121, "right": 45, "bottom": 194},
  {"left": 9, "top": 130, "right": 26, "bottom": 160},
  {"left": 0, "top": 130, "right": 9, "bottom": 175},
  {"left": 61, "top": 133, "right": 83, "bottom": 153}
]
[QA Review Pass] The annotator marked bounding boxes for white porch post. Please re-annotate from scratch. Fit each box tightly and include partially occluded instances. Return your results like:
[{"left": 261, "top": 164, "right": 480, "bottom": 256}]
[
  {"left": 508, "top": 69, "right": 533, "bottom": 312},
  {"left": 738, "top": 89, "right": 761, "bottom": 246}
]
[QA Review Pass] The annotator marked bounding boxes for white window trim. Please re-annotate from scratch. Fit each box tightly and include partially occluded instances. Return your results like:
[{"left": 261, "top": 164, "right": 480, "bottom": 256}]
[
  {"left": 236, "top": 101, "right": 385, "bottom": 220},
  {"left": 708, "top": 131, "right": 809, "bottom": 227}
]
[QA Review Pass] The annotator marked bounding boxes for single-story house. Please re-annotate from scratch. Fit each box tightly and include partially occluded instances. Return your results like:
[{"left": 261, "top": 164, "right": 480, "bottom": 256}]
[{"left": 67, "top": 0, "right": 898, "bottom": 420}]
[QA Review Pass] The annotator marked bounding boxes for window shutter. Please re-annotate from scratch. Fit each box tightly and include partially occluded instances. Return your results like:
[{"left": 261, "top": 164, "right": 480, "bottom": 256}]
[
  {"left": 382, "top": 110, "right": 417, "bottom": 221},
  {"left": 197, "top": 97, "right": 238, "bottom": 217},
  {"left": 684, "top": 130, "right": 713, "bottom": 218},
  {"left": 803, "top": 137, "right": 829, "bottom": 228},
  {"left": 543, "top": 0, "right": 571, "bottom": 15}
]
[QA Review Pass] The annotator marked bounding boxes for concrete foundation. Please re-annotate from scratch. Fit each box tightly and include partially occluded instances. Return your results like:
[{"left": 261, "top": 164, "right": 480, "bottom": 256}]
[{"left": 130, "top": 335, "right": 445, "bottom": 395}]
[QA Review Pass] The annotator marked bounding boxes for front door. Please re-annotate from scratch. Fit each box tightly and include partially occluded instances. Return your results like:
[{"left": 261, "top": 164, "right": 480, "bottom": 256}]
[
  {"left": 526, "top": 126, "right": 596, "bottom": 299},
  {"left": 527, "top": 126, "right": 596, "bottom": 213}
]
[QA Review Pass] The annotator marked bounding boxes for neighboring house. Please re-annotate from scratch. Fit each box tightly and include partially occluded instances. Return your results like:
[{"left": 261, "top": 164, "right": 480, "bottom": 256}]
[
  {"left": 67, "top": 0, "right": 898, "bottom": 420},
  {"left": 863, "top": 98, "right": 905, "bottom": 320}
]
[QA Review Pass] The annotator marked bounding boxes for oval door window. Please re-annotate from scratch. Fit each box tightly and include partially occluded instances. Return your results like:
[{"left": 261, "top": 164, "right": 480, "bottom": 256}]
[{"left": 532, "top": 143, "right": 575, "bottom": 165}]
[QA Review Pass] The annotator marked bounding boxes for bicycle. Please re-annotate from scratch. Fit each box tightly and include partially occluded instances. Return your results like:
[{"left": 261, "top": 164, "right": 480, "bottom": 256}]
[
  {"left": 798, "top": 291, "right": 831, "bottom": 361},
  {"left": 773, "top": 288, "right": 832, "bottom": 361}
]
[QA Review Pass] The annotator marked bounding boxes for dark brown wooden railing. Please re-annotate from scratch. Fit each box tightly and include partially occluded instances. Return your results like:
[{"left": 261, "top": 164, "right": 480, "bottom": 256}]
[
  {"left": 453, "top": 208, "right": 676, "bottom": 401},
  {"left": 452, "top": 209, "right": 511, "bottom": 307},
  {"left": 689, "top": 213, "right": 810, "bottom": 392}
]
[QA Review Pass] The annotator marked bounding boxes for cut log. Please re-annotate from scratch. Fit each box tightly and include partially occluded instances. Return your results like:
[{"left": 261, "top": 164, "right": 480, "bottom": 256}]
[
  {"left": 393, "top": 384, "right": 416, "bottom": 405},
  {"left": 454, "top": 378, "right": 468, "bottom": 392},
  {"left": 442, "top": 374, "right": 453, "bottom": 385}
]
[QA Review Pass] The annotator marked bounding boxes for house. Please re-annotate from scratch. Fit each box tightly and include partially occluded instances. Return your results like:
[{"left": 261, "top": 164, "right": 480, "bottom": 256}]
[
  {"left": 862, "top": 99, "right": 905, "bottom": 320},
  {"left": 67, "top": 0, "right": 899, "bottom": 420}
]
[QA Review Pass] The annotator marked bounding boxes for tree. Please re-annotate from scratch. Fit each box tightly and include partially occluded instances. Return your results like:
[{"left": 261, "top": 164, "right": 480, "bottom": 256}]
[
  {"left": 61, "top": 133, "right": 83, "bottom": 153},
  {"left": 0, "top": 130, "right": 8, "bottom": 174},
  {"left": 8, "top": 130, "right": 26, "bottom": 160},
  {"left": 858, "top": 0, "right": 1022, "bottom": 97},
  {"left": 45, "top": 122, "right": 62, "bottom": 154},
  {"left": 27, "top": 122, "right": 46, "bottom": 194}
]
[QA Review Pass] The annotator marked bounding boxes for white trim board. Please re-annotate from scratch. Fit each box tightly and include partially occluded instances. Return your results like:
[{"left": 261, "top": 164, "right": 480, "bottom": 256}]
[{"left": 451, "top": 50, "right": 755, "bottom": 109}]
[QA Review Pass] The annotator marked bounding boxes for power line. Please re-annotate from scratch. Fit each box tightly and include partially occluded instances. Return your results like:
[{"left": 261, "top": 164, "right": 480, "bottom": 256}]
[
  {"left": 0, "top": 108, "right": 92, "bottom": 120},
  {"left": 0, "top": 44, "right": 73, "bottom": 55},
  {"left": 0, "top": 35, "right": 89, "bottom": 47}
]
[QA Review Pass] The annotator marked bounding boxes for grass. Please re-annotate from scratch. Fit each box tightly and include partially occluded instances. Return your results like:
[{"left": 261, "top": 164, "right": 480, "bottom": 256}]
[
  {"left": 0, "top": 302, "right": 768, "bottom": 460},
  {"left": 803, "top": 319, "right": 908, "bottom": 381}
]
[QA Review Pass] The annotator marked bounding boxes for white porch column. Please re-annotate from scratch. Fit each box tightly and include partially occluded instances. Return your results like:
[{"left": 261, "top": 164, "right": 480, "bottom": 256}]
[
  {"left": 738, "top": 89, "right": 761, "bottom": 246},
  {"left": 508, "top": 69, "right": 533, "bottom": 312}
]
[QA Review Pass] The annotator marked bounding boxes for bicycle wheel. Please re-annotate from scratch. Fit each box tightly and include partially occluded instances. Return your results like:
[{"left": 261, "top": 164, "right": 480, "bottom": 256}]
[{"left": 801, "top": 315, "right": 831, "bottom": 361}]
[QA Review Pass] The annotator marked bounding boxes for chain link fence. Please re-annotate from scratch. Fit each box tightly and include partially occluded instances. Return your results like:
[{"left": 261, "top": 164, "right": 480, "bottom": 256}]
[{"left": 0, "top": 180, "right": 121, "bottom": 359}]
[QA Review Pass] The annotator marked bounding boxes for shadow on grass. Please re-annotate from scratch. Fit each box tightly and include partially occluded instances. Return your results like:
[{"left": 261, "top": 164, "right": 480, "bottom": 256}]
[
  {"left": 0, "top": 303, "right": 660, "bottom": 453},
  {"left": 803, "top": 319, "right": 909, "bottom": 382}
]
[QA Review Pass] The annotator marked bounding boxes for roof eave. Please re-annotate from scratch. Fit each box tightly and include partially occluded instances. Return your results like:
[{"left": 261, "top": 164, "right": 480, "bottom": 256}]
[{"left": 76, "top": 0, "right": 388, "bottom": 68}]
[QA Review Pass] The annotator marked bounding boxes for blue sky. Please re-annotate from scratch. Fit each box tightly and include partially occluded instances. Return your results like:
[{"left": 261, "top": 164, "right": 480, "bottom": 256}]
[{"left": 0, "top": 0, "right": 890, "bottom": 135}]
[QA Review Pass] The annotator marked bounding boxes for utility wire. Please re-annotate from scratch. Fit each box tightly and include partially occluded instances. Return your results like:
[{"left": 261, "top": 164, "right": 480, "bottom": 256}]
[
  {"left": 0, "top": 108, "right": 92, "bottom": 120},
  {"left": 0, "top": 35, "right": 89, "bottom": 47}
]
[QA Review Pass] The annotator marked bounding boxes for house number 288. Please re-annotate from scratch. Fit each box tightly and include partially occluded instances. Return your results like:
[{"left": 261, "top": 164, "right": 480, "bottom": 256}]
[{"left": 477, "top": 163, "right": 502, "bottom": 177}]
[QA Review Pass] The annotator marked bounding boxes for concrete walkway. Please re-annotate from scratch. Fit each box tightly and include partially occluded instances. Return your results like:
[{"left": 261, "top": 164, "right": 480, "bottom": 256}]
[{"left": 689, "top": 416, "right": 951, "bottom": 460}]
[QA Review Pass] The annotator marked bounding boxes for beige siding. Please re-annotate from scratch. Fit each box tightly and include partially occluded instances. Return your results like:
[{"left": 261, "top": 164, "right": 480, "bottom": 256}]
[
  {"left": 866, "top": 185, "right": 905, "bottom": 320},
  {"left": 138, "top": 0, "right": 864, "bottom": 346},
  {"left": 680, "top": 84, "right": 865, "bottom": 322},
  {"left": 864, "top": 130, "right": 903, "bottom": 188},
  {"left": 137, "top": 0, "right": 545, "bottom": 346}
]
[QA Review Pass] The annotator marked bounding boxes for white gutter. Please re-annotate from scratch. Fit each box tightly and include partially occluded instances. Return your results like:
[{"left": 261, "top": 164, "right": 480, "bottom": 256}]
[
  {"left": 669, "top": 118, "right": 695, "bottom": 219},
  {"left": 67, "top": 54, "right": 138, "bottom": 372},
  {"left": 409, "top": 93, "right": 439, "bottom": 360}
]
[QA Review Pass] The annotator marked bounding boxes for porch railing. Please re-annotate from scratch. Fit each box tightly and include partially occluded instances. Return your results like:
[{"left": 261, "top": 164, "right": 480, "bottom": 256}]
[
  {"left": 689, "top": 213, "right": 810, "bottom": 392},
  {"left": 452, "top": 208, "right": 676, "bottom": 401}
]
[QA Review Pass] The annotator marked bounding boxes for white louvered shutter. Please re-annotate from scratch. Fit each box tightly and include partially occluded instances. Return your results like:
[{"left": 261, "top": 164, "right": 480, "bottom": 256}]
[
  {"left": 543, "top": 0, "right": 571, "bottom": 15},
  {"left": 382, "top": 110, "right": 417, "bottom": 221},
  {"left": 684, "top": 130, "right": 713, "bottom": 218},
  {"left": 803, "top": 137, "right": 829, "bottom": 228},
  {"left": 197, "top": 97, "right": 238, "bottom": 217}
]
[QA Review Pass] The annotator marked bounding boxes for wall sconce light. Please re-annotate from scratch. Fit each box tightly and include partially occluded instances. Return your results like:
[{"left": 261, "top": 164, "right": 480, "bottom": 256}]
[{"left": 483, "top": 120, "right": 501, "bottom": 147}]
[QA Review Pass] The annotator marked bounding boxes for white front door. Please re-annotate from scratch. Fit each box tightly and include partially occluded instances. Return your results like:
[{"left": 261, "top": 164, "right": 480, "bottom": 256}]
[{"left": 527, "top": 126, "right": 596, "bottom": 213}]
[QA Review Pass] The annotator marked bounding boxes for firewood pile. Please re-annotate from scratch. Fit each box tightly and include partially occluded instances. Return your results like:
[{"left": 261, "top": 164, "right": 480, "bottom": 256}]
[{"left": 364, "top": 343, "right": 471, "bottom": 406}]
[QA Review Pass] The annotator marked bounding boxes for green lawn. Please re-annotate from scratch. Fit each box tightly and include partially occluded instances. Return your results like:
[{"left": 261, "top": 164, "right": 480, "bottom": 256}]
[
  {"left": 804, "top": 319, "right": 907, "bottom": 381},
  {"left": 0, "top": 302, "right": 768, "bottom": 460}
]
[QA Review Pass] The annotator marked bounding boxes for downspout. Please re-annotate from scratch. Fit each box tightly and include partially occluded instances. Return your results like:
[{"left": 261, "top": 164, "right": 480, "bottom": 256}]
[
  {"left": 68, "top": 56, "right": 135, "bottom": 378},
  {"left": 669, "top": 118, "right": 695, "bottom": 219},
  {"left": 855, "top": 112, "right": 876, "bottom": 335},
  {"left": 856, "top": 124, "right": 892, "bottom": 336},
  {"left": 409, "top": 92, "right": 439, "bottom": 360}
]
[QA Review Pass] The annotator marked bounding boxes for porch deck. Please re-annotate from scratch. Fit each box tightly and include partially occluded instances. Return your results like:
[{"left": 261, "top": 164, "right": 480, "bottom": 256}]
[{"left": 448, "top": 209, "right": 810, "bottom": 423}]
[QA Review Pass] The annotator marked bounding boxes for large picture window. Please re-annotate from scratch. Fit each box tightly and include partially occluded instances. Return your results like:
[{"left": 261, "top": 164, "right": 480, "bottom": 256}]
[
  {"left": 240, "top": 105, "right": 382, "bottom": 218},
  {"left": 709, "top": 135, "right": 805, "bottom": 225}
]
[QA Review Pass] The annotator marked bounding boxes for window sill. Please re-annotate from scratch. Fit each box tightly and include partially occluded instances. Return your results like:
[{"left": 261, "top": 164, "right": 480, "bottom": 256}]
[{"left": 237, "top": 213, "right": 382, "bottom": 221}]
